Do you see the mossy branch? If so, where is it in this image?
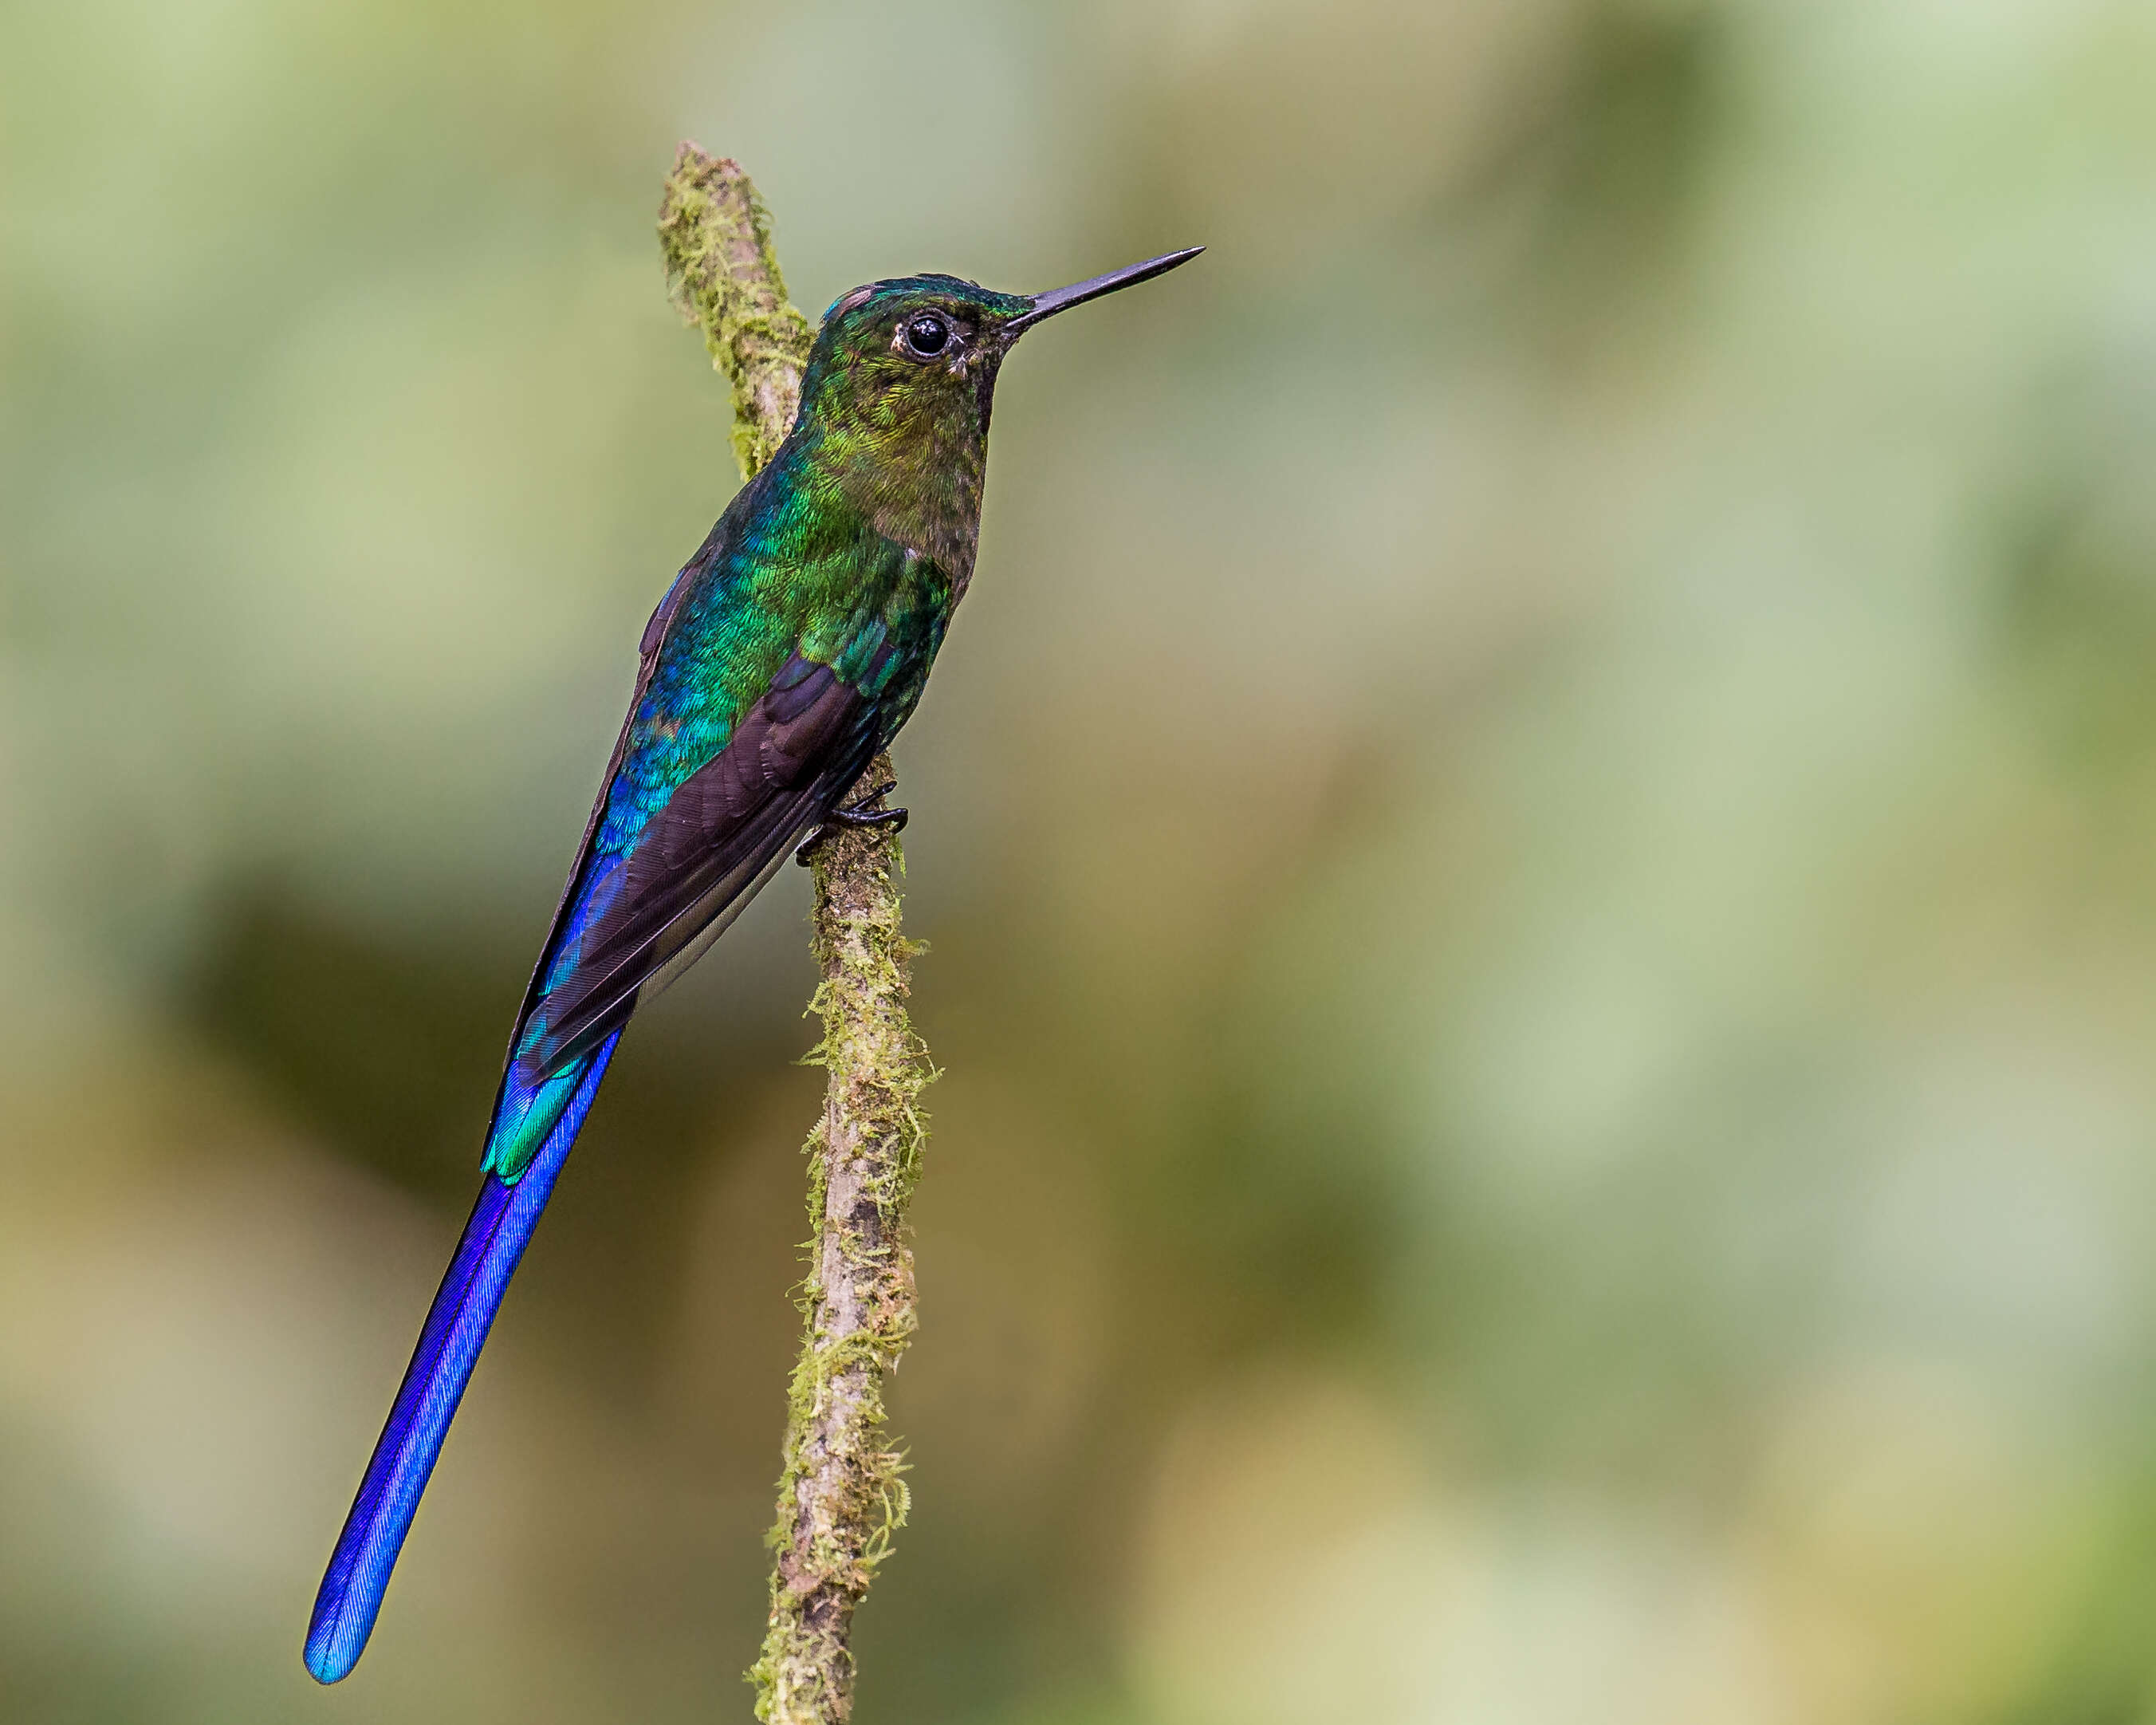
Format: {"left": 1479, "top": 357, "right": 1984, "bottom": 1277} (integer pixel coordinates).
{"left": 658, "top": 144, "right": 817, "bottom": 479}
{"left": 658, "top": 143, "right": 936, "bottom": 1725}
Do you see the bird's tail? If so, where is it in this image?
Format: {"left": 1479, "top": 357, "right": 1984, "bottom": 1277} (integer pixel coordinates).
{"left": 304, "top": 1029, "right": 623, "bottom": 1684}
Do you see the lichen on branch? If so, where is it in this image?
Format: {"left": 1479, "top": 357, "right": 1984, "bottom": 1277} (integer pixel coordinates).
{"left": 752, "top": 777, "right": 933, "bottom": 1722}
{"left": 658, "top": 144, "right": 816, "bottom": 482}
{"left": 655, "top": 143, "right": 936, "bottom": 1725}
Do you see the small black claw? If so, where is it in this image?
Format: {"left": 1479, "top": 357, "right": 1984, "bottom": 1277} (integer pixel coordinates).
{"left": 836, "top": 804, "right": 910, "bottom": 833}
{"left": 794, "top": 794, "right": 910, "bottom": 866}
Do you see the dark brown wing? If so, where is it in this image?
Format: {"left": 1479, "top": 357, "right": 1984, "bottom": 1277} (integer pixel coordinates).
{"left": 518, "top": 652, "right": 882, "bottom": 1079}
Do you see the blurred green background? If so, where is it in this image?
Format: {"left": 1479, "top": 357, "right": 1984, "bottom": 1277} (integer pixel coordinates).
{"left": 8, "top": 0, "right": 2156, "bottom": 1719}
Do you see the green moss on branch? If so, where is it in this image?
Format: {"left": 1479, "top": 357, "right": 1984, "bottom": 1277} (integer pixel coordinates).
{"left": 658, "top": 144, "right": 816, "bottom": 481}
{"left": 751, "top": 769, "right": 933, "bottom": 1722}
{"left": 656, "top": 144, "right": 936, "bottom": 1725}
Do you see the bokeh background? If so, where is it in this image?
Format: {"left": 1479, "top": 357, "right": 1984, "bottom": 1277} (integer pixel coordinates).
{"left": 8, "top": 0, "right": 2156, "bottom": 1719}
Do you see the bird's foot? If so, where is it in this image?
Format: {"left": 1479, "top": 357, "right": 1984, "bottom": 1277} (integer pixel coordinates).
{"left": 794, "top": 785, "right": 908, "bottom": 866}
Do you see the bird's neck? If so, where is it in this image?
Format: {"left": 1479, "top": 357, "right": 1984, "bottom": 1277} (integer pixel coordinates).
{"left": 799, "top": 409, "right": 989, "bottom": 598}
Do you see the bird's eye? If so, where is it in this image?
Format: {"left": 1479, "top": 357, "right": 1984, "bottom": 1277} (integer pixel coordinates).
{"left": 901, "top": 313, "right": 950, "bottom": 358}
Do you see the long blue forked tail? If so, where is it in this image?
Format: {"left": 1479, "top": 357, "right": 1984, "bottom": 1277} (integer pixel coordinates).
{"left": 305, "top": 1030, "right": 622, "bottom": 1684}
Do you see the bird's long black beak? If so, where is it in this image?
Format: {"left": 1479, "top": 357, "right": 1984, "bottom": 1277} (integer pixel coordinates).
{"left": 1004, "top": 246, "right": 1205, "bottom": 333}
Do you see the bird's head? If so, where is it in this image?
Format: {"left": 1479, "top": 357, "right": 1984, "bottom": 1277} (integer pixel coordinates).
{"left": 796, "top": 247, "right": 1203, "bottom": 450}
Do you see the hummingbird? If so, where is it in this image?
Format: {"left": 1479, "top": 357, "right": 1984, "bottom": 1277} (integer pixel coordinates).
{"left": 303, "top": 244, "right": 1202, "bottom": 1684}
